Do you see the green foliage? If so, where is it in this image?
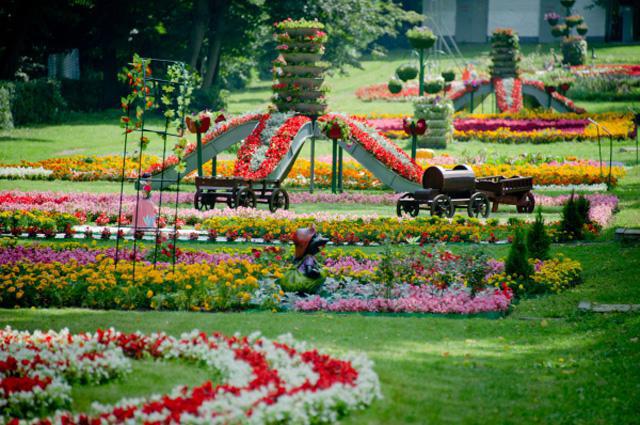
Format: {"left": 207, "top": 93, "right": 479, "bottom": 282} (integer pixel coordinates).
{"left": 396, "top": 64, "right": 418, "bottom": 82}
{"left": 562, "top": 36, "right": 588, "bottom": 66}
{"left": 561, "top": 192, "right": 587, "bottom": 240}
{"left": 569, "top": 76, "right": 640, "bottom": 101}
{"left": 5, "top": 80, "right": 66, "bottom": 126}
{"left": 60, "top": 79, "right": 105, "bottom": 112}
{"left": 388, "top": 78, "right": 403, "bottom": 94}
{"left": 576, "top": 195, "right": 591, "bottom": 224}
{"left": 406, "top": 26, "right": 437, "bottom": 50}
{"left": 423, "top": 78, "right": 444, "bottom": 94}
{"left": 505, "top": 227, "right": 533, "bottom": 281}
{"left": 0, "top": 85, "right": 13, "bottom": 130}
{"left": 266, "top": 1, "right": 422, "bottom": 72}
{"left": 441, "top": 70, "right": 455, "bottom": 83}
{"left": 527, "top": 208, "right": 551, "bottom": 260}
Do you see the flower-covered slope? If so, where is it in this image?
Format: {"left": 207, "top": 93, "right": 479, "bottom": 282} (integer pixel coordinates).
{"left": 0, "top": 327, "right": 380, "bottom": 424}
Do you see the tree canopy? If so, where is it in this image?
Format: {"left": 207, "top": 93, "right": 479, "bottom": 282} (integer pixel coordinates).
{"left": 0, "top": 0, "right": 421, "bottom": 108}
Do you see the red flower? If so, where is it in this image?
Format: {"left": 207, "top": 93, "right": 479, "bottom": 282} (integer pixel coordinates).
{"left": 328, "top": 122, "right": 342, "bottom": 140}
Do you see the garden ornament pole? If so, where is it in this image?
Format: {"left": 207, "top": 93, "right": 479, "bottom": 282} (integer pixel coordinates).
{"left": 310, "top": 115, "right": 317, "bottom": 193}
{"left": 338, "top": 145, "right": 343, "bottom": 193}
{"left": 331, "top": 138, "right": 338, "bottom": 194}
{"left": 418, "top": 48, "right": 424, "bottom": 96}
{"left": 589, "top": 118, "right": 603, "bottom": 178}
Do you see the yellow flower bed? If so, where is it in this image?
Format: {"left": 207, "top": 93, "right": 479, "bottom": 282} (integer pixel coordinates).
{"left": 529, "top": 255, "right": 583, "bottom": 294}
{"left": 0, "top": 257, "right": 282, "bottom": 311}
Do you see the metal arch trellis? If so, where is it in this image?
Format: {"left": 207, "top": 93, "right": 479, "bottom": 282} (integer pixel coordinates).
{"left": 114, "top": 57, "right": 195, "bottom": 283}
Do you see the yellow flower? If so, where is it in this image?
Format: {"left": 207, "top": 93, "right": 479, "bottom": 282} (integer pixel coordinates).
{"left": 146, "top": 290, "right": 154, "bottom": 298}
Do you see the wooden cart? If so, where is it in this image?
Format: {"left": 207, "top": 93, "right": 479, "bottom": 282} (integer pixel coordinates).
{"left": 396, "top": 165, "right": 491, "bottom": 218}
{"left": 475, "top": 175, "right": 535, "bottom": 213}
{"left": 194, "top": 177, "right": 289, "bottom": 213}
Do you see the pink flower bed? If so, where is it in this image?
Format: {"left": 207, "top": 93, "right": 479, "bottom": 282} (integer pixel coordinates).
{"left": 294, "top": 287, "right": 512, "bottom": 314}
{"left": 0, "top": 191, "right": 619, "bottom": 227}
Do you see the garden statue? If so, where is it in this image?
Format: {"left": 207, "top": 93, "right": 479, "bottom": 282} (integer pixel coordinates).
{"left": 280, "top": 226, "right": 329, "bottom": 294}
{"left": 132, "top": 176, "right": 157, "bottom": 229}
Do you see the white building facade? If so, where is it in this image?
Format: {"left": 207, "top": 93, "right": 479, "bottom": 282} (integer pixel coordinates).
{"left": 423, "top": 0, "right": 608, "bottom": 43}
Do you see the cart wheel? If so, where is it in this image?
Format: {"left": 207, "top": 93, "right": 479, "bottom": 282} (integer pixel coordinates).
{"left": 430, "top": 194, "right": 453, "bottom": 218}
{"left": 268, "top": 189, "right": 289, "bottom": 213}
{"left": 227, "top": 195, "right": 236, "bottom": 209}
{"left": 517, "top": 192, "right": 535, "bottom": 214}
{"left": 194, "top": 190, "right": 215, "bottom": 211}
{"left": 396, "top": 200, "right": 420, "bottom": 217}
{"left": 236, "top": 188, "right": 257, "bottom": 209}
{"left": 467, "top": 192, "right": 490, "bottom": 218}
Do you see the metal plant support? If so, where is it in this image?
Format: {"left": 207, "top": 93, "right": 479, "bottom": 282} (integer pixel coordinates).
{"left": 115, "top": 58, "right": 191, "bottom": 284}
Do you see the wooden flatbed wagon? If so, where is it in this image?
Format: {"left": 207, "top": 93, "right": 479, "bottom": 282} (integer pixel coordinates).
{"left": 194, "top": 177, "right": 289, "bottom": 212}
{"left": 475, "top": 175, "right": 535, "bottom": 213}
{"left": 396, "top": 165, "right": 491, "bottom": 218}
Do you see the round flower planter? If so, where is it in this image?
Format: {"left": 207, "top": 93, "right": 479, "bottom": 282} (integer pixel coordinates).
{"left": 282, "top": 64, "right": 326, "bottom": 76}
{"left": 280, "top": 52, "right": 323, "bottom": 63}
{"left": 547, "top": 17, "right": 559, "bottom": 26}
{"left": 562, "top": 37, "right": 588, "bottom": 66}
{"left": 294, "top": 102, "right": 327, "bottom": 114}
{"left": 278, "top": 77, "right": 324, "bottom": 88}
{"left": 285, "top": 27, "right": 325, "bottom": 37}
{"left": 560, "top": 0, "right": 576, "bottom": 8}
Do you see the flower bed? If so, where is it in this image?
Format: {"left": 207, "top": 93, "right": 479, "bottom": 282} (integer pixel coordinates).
{"left": 570, "top": 64, "right": 640, "bottom": 78}
{"left": 364, "top": 112, "right": 634, "bottom": 143}
{"left": 0, "top": 191, "right": 618, "bottom": 231}
{"left": 321, "top": 114, "right": 423, "bottom": 183}
{"left": 0, "top": 327, "right": 380, "bottom": 424}
{"left": 0, "top": 242, "right": 582, "bottom": 317}
{"left": 234, "top": 113, "right": 310, "bottom": 179}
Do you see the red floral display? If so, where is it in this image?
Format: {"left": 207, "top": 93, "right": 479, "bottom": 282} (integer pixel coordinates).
{"left": 321, "top": 114, "right": 422, "bottom": 183}
{"left": 493, "top": 78, "right": 523, "bottom": 113}
{"left": 234, "top": 114, "right": 311, "bottom": 180}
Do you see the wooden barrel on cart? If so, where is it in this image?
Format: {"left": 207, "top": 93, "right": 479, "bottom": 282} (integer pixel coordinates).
{"left": 422, "top": 164, "right": 476, "bottom": 194}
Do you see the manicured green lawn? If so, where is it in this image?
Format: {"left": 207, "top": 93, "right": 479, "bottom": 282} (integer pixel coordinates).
{"left": 2, "top": 241, "right": 638, "bottom": 424}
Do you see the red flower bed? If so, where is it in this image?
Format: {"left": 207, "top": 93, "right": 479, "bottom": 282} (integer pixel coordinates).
{"left": 494, "top": 78, "right": 523, "bottom": 113}
{"left": 234, "top": 114, "right": 311, "bottom": 180}
{"left": 355, "top": 82, "right": 419, "bottom": 101}
{"left": 322, "top": 115, "right": 422, "bottom": 183}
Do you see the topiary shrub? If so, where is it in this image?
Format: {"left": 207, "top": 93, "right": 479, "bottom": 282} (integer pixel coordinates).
{"left": 388, "top": 78, "right": 403, "bottom": 94}
{"left": 441, "top": 70, "right": 455, "bottom": 82}
{"left": 423, "top": 78, "right": 444, "bottom": 94}
{"left": 576, "top": 194, "right": 591, "bottom": 224}
{"left": 396, "top": 64, "right": 418, "bottom": 82}
{"left": 562, "top": 36, "right": 587, "bottom": 66}
{"left": 406, "top": 26, "right": 437, "bottom": 50}
{"left": 506, "top": 227, "right": 533, "bottom": 281}
{"left": 527, "top": 208, "right": 551, "bottom": 260}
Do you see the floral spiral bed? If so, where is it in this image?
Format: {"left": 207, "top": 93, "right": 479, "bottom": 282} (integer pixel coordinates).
{"left": 0, "top": 242, "right": 582, "bottom": 314}
{"left": 0, "top": 327, "right": 380, "bottom": 424}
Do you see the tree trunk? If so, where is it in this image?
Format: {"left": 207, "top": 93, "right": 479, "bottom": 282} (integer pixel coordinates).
{"left": 187, "top": 0, "right": 210, "bottom": 69}
{"left": 202, "top": 0, "right": 228, "bottom": 90}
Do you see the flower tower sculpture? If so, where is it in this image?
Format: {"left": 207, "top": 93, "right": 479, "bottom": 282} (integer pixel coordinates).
{"left": 272, "top": 18, "right": 328, "bottom": 115}
{"left": 490, "top": 28, "right": 523, "bottom": 113}
{"left": 544, "top": 0, "right": 588, "bottom": 65}
{"left": 413, "top": 94, "right": 453, "bottom": 149}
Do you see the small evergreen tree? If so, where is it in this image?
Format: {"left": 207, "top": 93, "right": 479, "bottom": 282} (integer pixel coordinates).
{"left": 576, "top": 195, "right": 591, "bottom": 224}
{"left": 527, "top": 208, "right": 551, "bottom": 260}
{"left": 561, "top": 192, "right": 584, "bottom": 240}
{"left": 506, "top": 227, "right": 533, "bottom": 281}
